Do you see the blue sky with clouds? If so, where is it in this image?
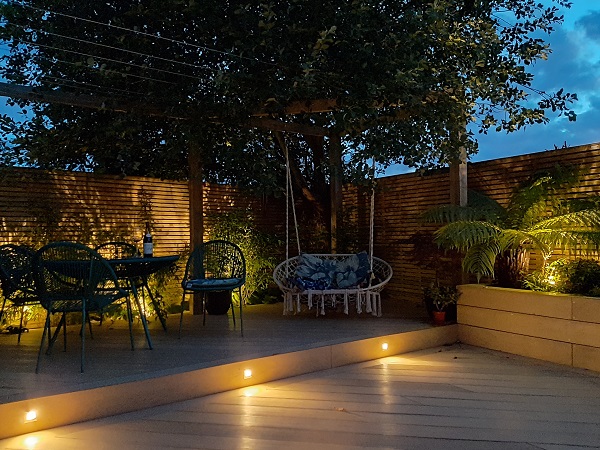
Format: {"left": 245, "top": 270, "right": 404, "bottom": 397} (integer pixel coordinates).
{"left": 470, "top": 1, "right": 600, "bottom": 163}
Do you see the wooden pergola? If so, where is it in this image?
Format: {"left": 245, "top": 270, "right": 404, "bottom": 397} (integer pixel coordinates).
{"left": 0, "top": 81, "right": 467, "bottom": 254}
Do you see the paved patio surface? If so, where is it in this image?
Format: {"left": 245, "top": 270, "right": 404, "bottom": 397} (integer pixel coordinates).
{"left": 2, "top": 343, "right": 600, "bottom": 449}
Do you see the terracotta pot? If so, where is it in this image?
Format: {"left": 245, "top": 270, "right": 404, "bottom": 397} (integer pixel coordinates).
{"left": 432, "top": 310, "right": 446, "bottom": 325}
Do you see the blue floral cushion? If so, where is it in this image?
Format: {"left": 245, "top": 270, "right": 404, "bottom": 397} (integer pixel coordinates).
{"left": 292, "top": 252, "right": 371, "bottom": 290}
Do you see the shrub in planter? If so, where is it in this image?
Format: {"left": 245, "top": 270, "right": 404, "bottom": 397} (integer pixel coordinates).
{"left": 208, "top": 209, "right": 281, "bottom": 304}
{"left": 423, "top": 282, "right": 459, "bottom": 323}
{"left": 559, "top": 259, "right": 600, "bottom": 297}
{"left": 525, "top": 258, "right": 600, "bottom": 297}
{"left": 424, "top": 165, "right": 600, "bottom": 288}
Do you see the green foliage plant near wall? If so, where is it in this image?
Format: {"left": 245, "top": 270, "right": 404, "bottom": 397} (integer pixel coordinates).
{"left": 207, "top": 209, "right": 282, "bottom": 305}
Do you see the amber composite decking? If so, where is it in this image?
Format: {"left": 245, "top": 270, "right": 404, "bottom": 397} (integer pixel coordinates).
{"left": 2, "top": 344, "right": 600, "bottom": 449}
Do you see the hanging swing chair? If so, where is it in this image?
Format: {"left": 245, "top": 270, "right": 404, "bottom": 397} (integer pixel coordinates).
{"left": 272, "top": 134, "right": 392, "bottom": 317}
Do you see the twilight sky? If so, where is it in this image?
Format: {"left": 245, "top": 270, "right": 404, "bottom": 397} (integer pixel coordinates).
{"left": 469, "top": 1, "right": 600, "bottom": 163}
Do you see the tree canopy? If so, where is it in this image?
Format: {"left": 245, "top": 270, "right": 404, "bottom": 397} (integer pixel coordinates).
{"left": 0, "top": 0, "right": 576, "bottom": 195}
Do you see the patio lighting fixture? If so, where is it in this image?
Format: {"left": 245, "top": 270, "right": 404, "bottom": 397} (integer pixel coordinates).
{"left": 25, "top": 410, "right": 37, "bottom": 422}
{"left": 243, "top": 369, "right": 252, "bottom": 379}
{"left": 381, "top": 342, "right": 389, "bottom": 351}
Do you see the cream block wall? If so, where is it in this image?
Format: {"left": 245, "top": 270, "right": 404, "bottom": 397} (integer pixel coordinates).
{"left": 458, "top": 284, "right": 600, "bottom": 373}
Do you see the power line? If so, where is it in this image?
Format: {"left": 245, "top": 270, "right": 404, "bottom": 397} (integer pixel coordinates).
{"left": 31, "top": 52, "right": 178, "bottom": 89}
{"left": 6, "top": 21, "right": 217, "bottom": 74}
{"left": 0, "top": 35, "right": 212, "bottom": 96}
{"left": 7, "top": 0, "right": 282, "bottom": 69}
{"left": 42, "top": 76, "right": 147, "bottom": 98}
{"left": 0, "top": 43, "right": 179, "bottom": 101}
{"left": 28, "top": 39, "right": 212, "bottom": 82}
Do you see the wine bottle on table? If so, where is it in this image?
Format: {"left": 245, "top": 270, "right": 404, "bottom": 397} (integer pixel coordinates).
{"left": 143, "top": 222, "right": 153, "bottom": 258}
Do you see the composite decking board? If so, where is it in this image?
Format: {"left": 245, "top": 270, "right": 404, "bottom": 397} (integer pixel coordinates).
{"left": 39, "top": 401, "right": 600, "bottom": 448}
{"left": 315, "top": 372, "right": 600, "bottom": 392}
{"left": 149, "top": 406, "right": 600, "bottom": 437}
{"left": 3, "top": 345, "right": 600, "bottom": 449}
{"left": 206, "top": 395, "right": 600, "bottom": 425}
{"left": 270, "top": 381, "right": 600, "bottom": 405}
{"left": 8, "top": 428, "right": 534, "bottom": 450}
{"left": 56, "top": 415, "right": 600, "bottom": 448}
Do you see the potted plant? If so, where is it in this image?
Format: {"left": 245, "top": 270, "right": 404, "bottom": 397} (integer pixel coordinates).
{"left": 423, "top": 282, "right": 459, "bottom": 325}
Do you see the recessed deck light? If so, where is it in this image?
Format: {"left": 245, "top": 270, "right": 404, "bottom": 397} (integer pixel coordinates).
{"left": 243, "top": 369, "right": 252, "bottom": 379}
{"left": 25, "top": 410, "right": 37, "bottom": 422}
{"left": 381, "top": 342, "right": 389, "bottom": 351}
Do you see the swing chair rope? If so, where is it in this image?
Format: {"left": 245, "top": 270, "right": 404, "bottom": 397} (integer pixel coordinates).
{"left": 368, "top": 159, "right": 376, "bottom": 287}
{"left": 278, "top": 131, "right": 378, "bottom": 276}
{"left": 275, "top": 132, "right": 301, "bottom": 259}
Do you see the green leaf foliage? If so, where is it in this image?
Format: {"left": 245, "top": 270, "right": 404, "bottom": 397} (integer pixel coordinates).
{"left": 425, "top": 164, "right": 600, "bottom": 285}
{"left": 0, "top": 0, "right": 577, "bottom": 199}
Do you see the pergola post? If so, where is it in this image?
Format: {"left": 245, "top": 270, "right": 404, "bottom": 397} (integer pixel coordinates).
{"left": 329, "top": 132, "right": 343, "bottom": 253}
{"left": 187, "top": 142, "right": 204, "bottom": 314}
{"left": 449, "top": 146, "right": 467, "bottom": 207}
{"left": 450, "top": 145, "right": 469, "bottom": 284}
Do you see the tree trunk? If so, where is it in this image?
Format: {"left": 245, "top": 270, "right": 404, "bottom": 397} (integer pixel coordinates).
{"left": 495, "top": 247, "right": 530, "bottom": 288}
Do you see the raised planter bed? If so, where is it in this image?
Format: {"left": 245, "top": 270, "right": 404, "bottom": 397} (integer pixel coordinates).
{"left": 458, "top": 284, "right": 600, "bottom": 373}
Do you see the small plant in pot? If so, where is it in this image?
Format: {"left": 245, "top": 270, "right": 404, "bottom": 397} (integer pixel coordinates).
{"left": 423, "top": 282, "right": 459, "bottom": 325}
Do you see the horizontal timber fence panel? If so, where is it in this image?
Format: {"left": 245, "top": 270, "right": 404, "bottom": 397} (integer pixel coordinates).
{"left": 345, "top": 142, "right": 600, "bottom": 309}
{"left": 0, "top": 168, "right": 286, "bottom": 309}
{"left": 1, "top": 142, "right": 599, "bottom": 313}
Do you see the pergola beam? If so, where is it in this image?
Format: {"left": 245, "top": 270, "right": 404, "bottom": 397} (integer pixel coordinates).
{"left": 0, "top": 81, "right": 331, "bottom": 137}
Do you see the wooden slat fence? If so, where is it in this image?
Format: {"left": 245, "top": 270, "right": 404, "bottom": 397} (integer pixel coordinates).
{"left": 1, "top": 142, "right": 599, "bottom": 311}
{"left": 0, "top": 168, "right": 286, "bottom": 308}
{"left": 344, "top": 142, "right": 600, "bottom": 308}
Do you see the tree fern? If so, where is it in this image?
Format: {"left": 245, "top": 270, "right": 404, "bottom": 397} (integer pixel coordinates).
{"left": 424, "top": 164, "right": 600, "bottom": 287}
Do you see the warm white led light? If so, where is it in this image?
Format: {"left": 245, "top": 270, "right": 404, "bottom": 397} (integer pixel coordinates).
{"left": 243, "top": 369, "right": 252, "bottom": 379}
{"left": 25, "top": 410, "right": 37, "bottom": 422}
{"left": 381, "top": 342, "right": 389, "bottom": 350}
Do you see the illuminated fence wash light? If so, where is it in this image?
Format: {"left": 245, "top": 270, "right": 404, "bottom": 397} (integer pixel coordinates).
{"left": 25, "top": 410, "right": 37, "bottom": 422}
{"left": 243, "top": 369, "right": 252, "bottom": 379}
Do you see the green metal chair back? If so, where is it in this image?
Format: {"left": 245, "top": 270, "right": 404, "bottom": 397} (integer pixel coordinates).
{"left": 179, "top": 240, "right": 246, "bottom": 337}
{"left": 34, "top": 242, "right": 130, "bottom": 372}
{"left": 183, "top": 240, "right": 246, "bottom": 284}
{"left": 35, "top": 242, "right": 127, "bottom": 312}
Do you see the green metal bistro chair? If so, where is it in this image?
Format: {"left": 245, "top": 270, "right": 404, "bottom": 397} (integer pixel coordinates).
{"left": 179, "top": 240, "right": 246, "bottom": 337}
{"left": 34, "top": 242, "right": 132, "bottom": 373}
{"left": 0, "top": 244, "right": 38, "bottom": 343}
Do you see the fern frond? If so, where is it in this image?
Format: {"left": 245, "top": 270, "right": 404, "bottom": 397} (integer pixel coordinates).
{"left": 462, "top": 242, "right": 500, "bottom": 281}
{"left": 497, "top": 229, "right": 550, "bottom": 255}
{"left": 530, "top": 210, "right": 600, "bottom": 231}
{"left": 422, "top": 190, "right": 506, "bottom": 224}
{"left": 422, "top": 205, "right": 479, "bottom": 224}
{"left": 434, "top": 221, "right": 501, "bottom": 252}
{"left": 531, "top": 229, "right": 600, "bottom": 252}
